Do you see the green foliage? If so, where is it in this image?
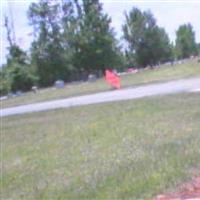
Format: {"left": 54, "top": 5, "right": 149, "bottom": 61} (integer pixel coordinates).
{"left": 7, "top": 63, "right": 38, "bottom": 92}
{"left": 3, "top": 2, "right": 199, "bottom": 92}
{"left": 72, "top": 0, "right": 122, "bottom": 72}
{"left": 28, "top": 0, "right": 74, "bottom": 86}
{"left": 28, "top": 0, "right": 123, "bottom": 87}
{"left": 175, "top": 23, "right": 198, "bottom": 59}
{"left": 123, "top": 8, "right": 173, "bottom": 67}
{"left": 6, "top": 45, "right": 27, "bottom": 65}
{"left": 2, "top": 45, "right": 38, "bottom": 93}
{"left": 3, "top": 16, "right": 39, "bottom": 94}
{"left": 0, "top": 67, "right": 11, "bottom": 95}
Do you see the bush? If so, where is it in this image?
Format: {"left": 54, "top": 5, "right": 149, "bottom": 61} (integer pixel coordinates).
{"left": 9, "top": 63, "right": 38, "bottom": 92}
{"left": 0, "top": 67, "right": 11, "bottom": 96}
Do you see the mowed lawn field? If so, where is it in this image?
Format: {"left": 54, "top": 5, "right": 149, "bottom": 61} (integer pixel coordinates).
{"left": 2, "top": 92, "right": 200, "bottom": 199}
{"left": 2, "top": 59, "right": 200, "bottom": 109}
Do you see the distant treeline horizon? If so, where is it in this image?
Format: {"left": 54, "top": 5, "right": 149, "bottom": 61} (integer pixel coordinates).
{"left": 1, "top": 0, "right": 199, "bottom": 95}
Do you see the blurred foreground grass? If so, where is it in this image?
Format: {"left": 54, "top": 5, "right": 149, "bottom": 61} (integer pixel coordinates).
{"left": 2, "top": 92, "right": 200, "bottom": 199}
{"left": 1, "top": 59, "right": 200, "bottom": 109}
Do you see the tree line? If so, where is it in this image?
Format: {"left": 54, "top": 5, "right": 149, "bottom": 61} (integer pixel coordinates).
{"left": 1, "top": 0, "right": 199, "bottom": 95}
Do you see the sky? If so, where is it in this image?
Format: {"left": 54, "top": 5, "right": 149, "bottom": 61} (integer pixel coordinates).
{"left": 1, "top": 0, "right": 200, "bottom": 66}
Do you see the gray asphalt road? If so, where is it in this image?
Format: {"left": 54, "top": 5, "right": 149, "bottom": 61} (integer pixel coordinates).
{"left": 1, "top": 77, "right": 200, "bottom": 117}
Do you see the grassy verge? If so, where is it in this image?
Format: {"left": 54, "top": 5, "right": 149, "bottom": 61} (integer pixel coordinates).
{"left": 1, "top": 59, "right": 200, "bottom": 109}
{"left": 2, "top": 92, "right": 200, "bottom": 199}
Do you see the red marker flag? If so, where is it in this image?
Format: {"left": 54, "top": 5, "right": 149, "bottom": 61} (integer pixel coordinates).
{"left": 105, "top": 69, "right": 121, "bottom": 89}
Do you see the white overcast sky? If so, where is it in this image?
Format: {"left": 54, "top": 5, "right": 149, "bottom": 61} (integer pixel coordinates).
{"left": 1, "top": 0, "right": 200, "bottom": 65}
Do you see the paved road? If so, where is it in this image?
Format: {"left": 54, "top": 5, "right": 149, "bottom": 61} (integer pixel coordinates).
{"left": 1, "top": 77, "right": 200, "bottom": 117}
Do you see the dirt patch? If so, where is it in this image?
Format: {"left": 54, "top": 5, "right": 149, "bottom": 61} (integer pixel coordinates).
{"left": 155, "top": 177, "right": 200, "bottom": 200}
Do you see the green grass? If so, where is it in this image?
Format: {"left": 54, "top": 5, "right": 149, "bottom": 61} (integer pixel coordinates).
{"left": 1, "top": 92, "right": 200, "bottom": 199}
{"left": 1, "top": 59, "right": 200, "bottom": 109}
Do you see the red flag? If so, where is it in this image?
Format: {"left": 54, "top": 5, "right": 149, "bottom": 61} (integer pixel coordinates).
{"left": 105, "top": 69, "right": 121, "bottom": 89}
